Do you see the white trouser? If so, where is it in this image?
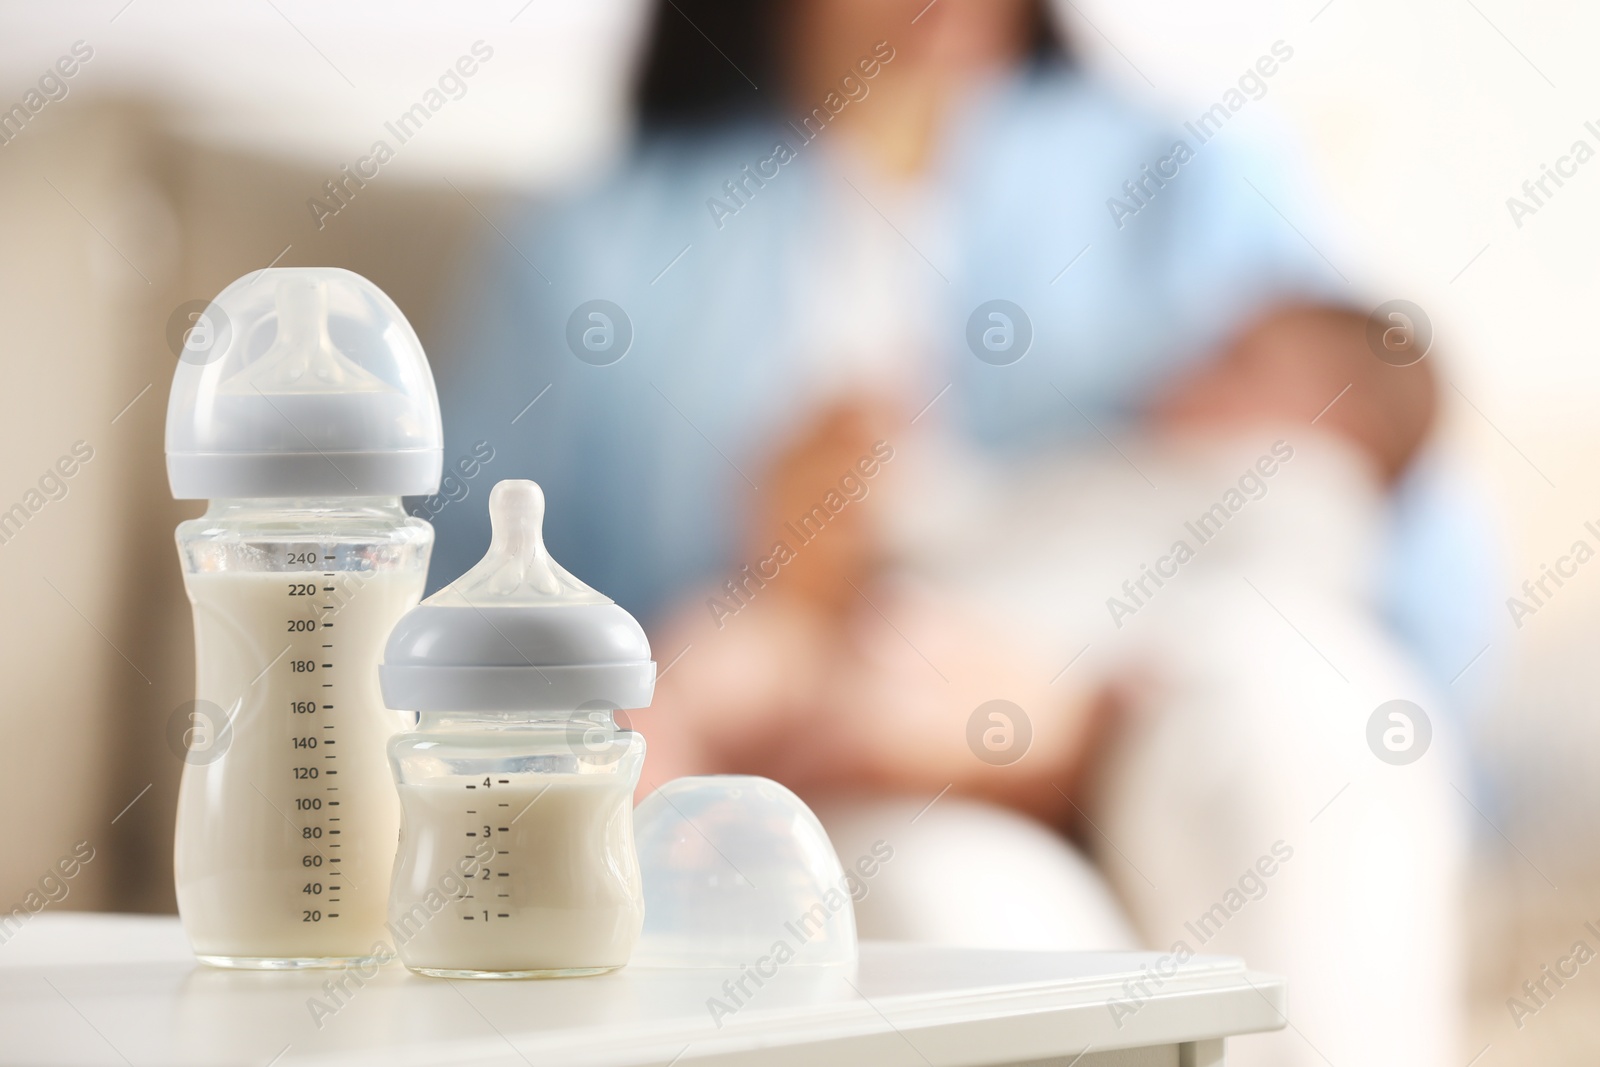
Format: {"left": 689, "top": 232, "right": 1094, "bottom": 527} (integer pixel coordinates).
{"left": 814, "top": 794, "right": 1140, "bottom": 953}
{"left": 830, "top": 431, "right": 1468, "bottom": 1067}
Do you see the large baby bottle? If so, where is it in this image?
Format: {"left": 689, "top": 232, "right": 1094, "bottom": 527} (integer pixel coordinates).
{"left": 166, "top": 267, "right": 443, "bottom": 968}
{"left": 379, "top": 480, "right": 655, "bottom": 979}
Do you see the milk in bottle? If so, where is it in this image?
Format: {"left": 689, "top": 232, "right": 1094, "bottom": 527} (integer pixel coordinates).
{"left": 381, "top": 480, "right": 655, "bottom": 978}
{"left": 166, "top": 268, "right": 443, "bottom": 968}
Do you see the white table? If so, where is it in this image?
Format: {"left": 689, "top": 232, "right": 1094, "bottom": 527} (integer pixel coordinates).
{"left": 0, "top": 915, "right": 1284, "bottom": 1066}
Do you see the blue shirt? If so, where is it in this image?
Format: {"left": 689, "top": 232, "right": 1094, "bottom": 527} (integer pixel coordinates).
{"left": 423, "top": 66, "right": 1496, "bottom": 698}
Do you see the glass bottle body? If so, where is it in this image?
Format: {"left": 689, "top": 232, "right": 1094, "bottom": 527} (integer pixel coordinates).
{"left": 387, "top": 712, "right": 646, "bottom": 979}
{"left": 173, "top": 497, "right": 431, "bottom": 969}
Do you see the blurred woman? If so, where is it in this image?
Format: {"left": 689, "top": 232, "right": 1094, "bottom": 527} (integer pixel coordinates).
{"left": 431, "top": 2, "right": 1475, "bottom": 1063}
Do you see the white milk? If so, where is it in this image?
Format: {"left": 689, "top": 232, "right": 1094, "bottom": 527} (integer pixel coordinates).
{"left": 175, "top": 568, "right": 422, "bottom": 964}
{"left": 390, "top": 774, "right": 644, "bottom": 976}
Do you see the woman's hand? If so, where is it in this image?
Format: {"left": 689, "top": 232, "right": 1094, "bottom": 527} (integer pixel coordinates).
{"left": 633, "top": 589, "right": 837, "bottom": 798}
{"left": 635, "top": 397, "right": 900, "bottom": 797}
{"left": 744, "top": 398, "right": 900, "bottom": 619}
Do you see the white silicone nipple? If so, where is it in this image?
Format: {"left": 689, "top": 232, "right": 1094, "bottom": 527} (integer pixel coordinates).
{"left": 431, "top": 480, "right": 611, "bottom": 607}
{"left": 223, "top": 275, "right": 389, "bottom": 395}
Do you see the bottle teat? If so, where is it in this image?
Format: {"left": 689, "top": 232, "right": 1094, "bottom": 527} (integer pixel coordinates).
{"left": 380, "top": 478, "right": 655, "bottom": 713}
{"left": 165, "top": 266, "right": 443, "bottom": 499}
{"left": 430, "top": 480, "right": 611, "bottom": 607}
{"left": 223, "top": 276, "right": 388, "bottom": 396}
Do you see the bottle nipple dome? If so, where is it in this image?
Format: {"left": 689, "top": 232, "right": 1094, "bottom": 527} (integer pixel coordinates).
{"left": 221, "top": 274, "right": 391, "bottom": 397}
{"left": 380, "top": 480, "right": 655, "bottom": 713}
{"left": 432, "top": 480, "right": 611, "bottom": 608}
{"left": 165, "top": 267, "right": 443, "bottom": 500}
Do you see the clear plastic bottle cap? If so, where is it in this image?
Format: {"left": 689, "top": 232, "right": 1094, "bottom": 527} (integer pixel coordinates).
{"left": 632, "top": 776, "right": 859, "bottom": 968}
{"left": 166, "top": 267, "right": 443, "bottom": 499}
{"left": 380, "top": 480, "right": 656, "bottom": 712}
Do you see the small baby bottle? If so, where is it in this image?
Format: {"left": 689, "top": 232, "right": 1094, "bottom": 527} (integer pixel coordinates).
{"left": 166, "top": 268, "right": 442, "bottom": 968}
{"left": 379, "top": 480, "right": 655, "bottom": 978}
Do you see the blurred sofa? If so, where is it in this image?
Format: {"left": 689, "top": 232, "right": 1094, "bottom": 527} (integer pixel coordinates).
{"left": 0, "top": 99, "right": 496, "bottom": 914}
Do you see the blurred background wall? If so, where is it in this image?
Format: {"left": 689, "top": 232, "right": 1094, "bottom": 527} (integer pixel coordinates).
{"left": 0, "top": 0, "right": 1596, "bottom": 1060}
